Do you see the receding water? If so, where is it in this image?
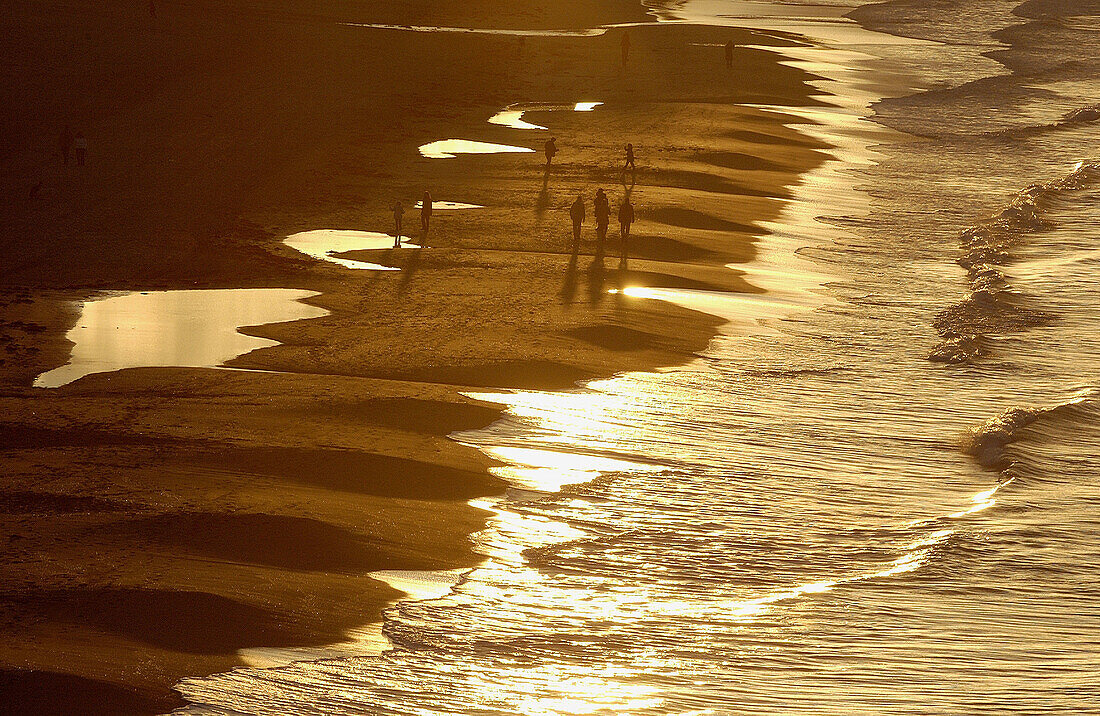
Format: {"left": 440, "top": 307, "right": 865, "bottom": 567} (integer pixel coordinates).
{"left": 35, "top": 289, "right": 327, "bottom": 388}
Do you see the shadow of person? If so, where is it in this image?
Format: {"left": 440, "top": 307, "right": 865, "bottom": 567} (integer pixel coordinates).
{"left": 560, "top": 252, "right": 579, "bottom": 305}
{"left": 397, "top": 246, "right": 422, "bottom": 295}
{"left": 536, "top": 165, "right": 551, "bottom": 219}
{"left": 586, "top": 255, "right": 607, "bottom": 305}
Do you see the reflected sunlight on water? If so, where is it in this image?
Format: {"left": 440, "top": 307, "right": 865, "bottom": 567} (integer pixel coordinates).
{"left": 35, "top": 289, "right": 326, "bottom": 388}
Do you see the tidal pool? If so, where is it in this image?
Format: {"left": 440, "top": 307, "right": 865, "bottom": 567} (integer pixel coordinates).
{"left": 34, "top": 289, "right": 327, "bottom": 388}
{"left": 285, "top": 229, "right": 418, "bottom": 270}
{"left": 418, "top": 139, "right": 535, "bottom": 159}
{"left": 488, "top": 102, "right": 603, "bottom": 130}
{"left": 415, "top": 200, "right": 483, "bottom": 210}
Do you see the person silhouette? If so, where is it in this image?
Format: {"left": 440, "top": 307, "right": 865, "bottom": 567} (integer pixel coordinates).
{"left": 621, "top": 31, "right": 631, "bottom": 65}
{"left": 725, "top": 41, "right": 734, "bottom": 69}
{"left": 74, "top": 132, "right": 87, "bottom": 166}
{"left": 569, "top": 194, "right": 585, "bottom": 254}
{"left": 618, "top": 198, "right": 634, "bottom": 264}
{"left": 392, "top": 200, "right": 404, "bottom": 248}
{"left": 420, "top": 191, "right": 433, "bottom": 245}
{"left": 544, "top": 137, "right": 558, "bottom": 167}
{"left": 623, "top": 143, "right": 636, "bottom": 176}
{"left": 59, "top": 125, "right": 74, "bottom": 165}
{"left": 594, "top": 188, "right": 610, "bottom": 258}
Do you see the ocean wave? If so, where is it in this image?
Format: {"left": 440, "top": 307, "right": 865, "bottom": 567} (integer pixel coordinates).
{"left": 929, "top": 160, "right": 1099, "bottom": 363}
{"left": 984, "top": 101, "right": 1100, "bottom": 141}
{"left": 966, "top": 389, "right": 1098, "bottom": 469}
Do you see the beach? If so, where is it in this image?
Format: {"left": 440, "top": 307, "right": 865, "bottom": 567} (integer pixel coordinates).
{"left": 6, "top": 0, "right": 1099, "bottom": 712}
{"left": 0, "top": 0, "right": 829, "bottom": 712}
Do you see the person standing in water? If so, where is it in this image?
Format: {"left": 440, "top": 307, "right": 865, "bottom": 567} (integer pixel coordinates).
{"left": 725, "top": 41, "right": 734, "bottom": 69}
{"left": 544, "top": 137, "right": 558, "bottom": 167}
{"left": 59, "top": 125, "right": 74, "bottom": 165}
{"left": 420, "top": 191, "right": 433, "bottom": 245}
{"left": 618, "top": 198, "right": 634, "bottom": 264}
{"left": 569, "top": 194, "right": 585, "bottom": 254}
{"left": 621, "top": 31, "right": 631, "bottom": 65}
{"left": 392, "top": 200, "right": 404, "bottom": 248}
{"left": 623, "top": 143, "right": 636, "bottom": 176}
{"left": 594, "top": 188, "right": 610, "bottom": 257}
{"left": 74, "top": 132, "right": 88, "bottom": 166}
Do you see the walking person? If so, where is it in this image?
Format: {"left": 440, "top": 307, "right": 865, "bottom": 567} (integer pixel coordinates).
{"left": 569, "top": 194, "right": 585, "bottom": 254}
{"left": 622, "top": 143, "right": 636, "bottom": 177}
{"left": 544, "top": 137, "right": 558, "bottom": 167}
{"left": 725, "top": 40, "right": 734, "bottom": 69}
{"left": 621, "top": 31, "right": 631, "bottom": 65}
{"left": 391, "top": 200, "right": 404, "bottom": 248}
{"left": 618, "top": 198, "right": 634, "bottom": 264}
{"left": 594, "top": 188, "right": 610, "bottom": 257}
{"left": 74, "top": 132, "right": 88, "bottom": 166}
{"left": 420, "top": 191, "right": 433, "bottom": 245}
{"left": 60, "top": 125, "right": 74, "bottom": 165}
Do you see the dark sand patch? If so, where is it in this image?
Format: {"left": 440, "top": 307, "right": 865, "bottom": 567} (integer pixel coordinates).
{"left": 620, "top": 234, "right": 727, "bottom": 263}
{"left": 726, "top": 128, "right": 831, "bottom": 148}
{"left": 0, "top": 424, "right": 163, "bottom": 450}
{"left": 0, "top": 669, "right": 186, "bottom": 716}
{"left": 0, "top": 491, "right": 123, "bottom": 515}
{"left": 696, "top": 151, "right": 791, "bottom": 172}
{"left": 97, "top": 512, "right": 402, "bottom": 574}
{"left": 644, "top": 168, "right": 787, "bottom": 197}
{"left": 1, "top": 588, "right": 326, "bottom": 655}
{"left": 642, "top": 207, "right": 759, "bottom": 234}
{"left": 565, "top": 325, "right": 659, "bottom": 352}
{"left": 377, "top": 360, "right": 595, "bottom": 391}
{"left": 184, "top": 447, "right": 503, "bottom": 500}
{"left": 301, "top": 397, "right": 502, "bottom": 435}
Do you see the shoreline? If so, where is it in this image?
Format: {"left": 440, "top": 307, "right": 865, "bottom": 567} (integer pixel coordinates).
{"left": 176, "top": 6, "right": 935, "bottom": 711}
{"left": 0, "top": 1, "right": 873, "bottom": 712}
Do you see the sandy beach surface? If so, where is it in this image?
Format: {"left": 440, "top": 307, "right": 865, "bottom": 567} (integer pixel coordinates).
{"left": 1, "top": 0, "right": 830, "bottom": 712}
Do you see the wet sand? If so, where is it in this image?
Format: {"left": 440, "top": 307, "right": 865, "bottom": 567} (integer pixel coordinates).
{"left": 0, "top": 0, "right": 830, "bottom": 711}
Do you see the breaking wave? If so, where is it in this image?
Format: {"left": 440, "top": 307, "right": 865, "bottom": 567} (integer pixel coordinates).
{"left": 930, "top": 160, "right": 1099, "bottom": 363}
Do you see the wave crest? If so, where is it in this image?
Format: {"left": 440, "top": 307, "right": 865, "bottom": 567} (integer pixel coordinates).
{"left": 929, "top": 161, "right": 1098, "bottom": 363}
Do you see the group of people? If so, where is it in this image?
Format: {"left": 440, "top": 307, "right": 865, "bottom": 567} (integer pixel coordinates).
{"left": 59, "top": 125, "right": 88, "bottom": 166}
{"left": 388, "top": 141, "right": 640, "bottom": 261}
{"left": 570, "top": 188, "right": 634, "bottom": 263}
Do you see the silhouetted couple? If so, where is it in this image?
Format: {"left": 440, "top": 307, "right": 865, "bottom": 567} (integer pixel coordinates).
{"left": 392, "top": 191, "right": 434, "bottom": 247}
{"left": 60, "top": 125, "right": 87, "bottom": 166}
